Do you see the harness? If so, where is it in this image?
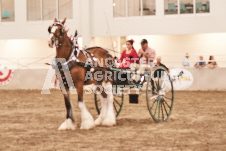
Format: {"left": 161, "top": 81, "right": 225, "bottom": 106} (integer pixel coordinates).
{"left": 49, "top": 23, "right": 114, "bottom": 85}
{"left": 48, "top": 22, "right": 99, "bottom": 70}
{"left": 50, "top": 40, "right": 98, "bottom": 73}
{"left": 62, "top": 38, "right": 98, "bottom": 71}
{"left": 63, "top": 49, "right": 97, "bottom": 71}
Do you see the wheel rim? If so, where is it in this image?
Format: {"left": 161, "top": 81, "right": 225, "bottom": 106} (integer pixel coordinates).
{"left": 146, "top": 67, "right": 174, "bottom": 122}
{"left": 95, "top": 87, "right": 124, "bottom": 117}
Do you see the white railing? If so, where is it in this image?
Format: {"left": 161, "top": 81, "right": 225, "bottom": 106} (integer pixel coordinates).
{"left": 160, "top": 54, "right": 226, "bottom": 68}
{"left": 0, "top": 54, "right": 226, "bottom": 69}
{"left": 0, "top": 54, "right": 55, "bottom": 69}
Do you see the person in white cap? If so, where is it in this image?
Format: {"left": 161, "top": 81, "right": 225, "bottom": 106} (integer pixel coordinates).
{"left": 183, "top": 52, "right": 190, "bottom": 67}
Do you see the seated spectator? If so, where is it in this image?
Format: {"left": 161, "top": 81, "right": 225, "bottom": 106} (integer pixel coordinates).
{"left": 118, "top": 39, "right": 139, "bottom": 68}
{"left": 155, "top": 56, "right": 169, "bottom": 72}
{"left": 183, "top": 52, "right": 190, "bottom": 67}
{"left": 194, "top": 56, "right": 206, "bottom": 68}
{"left": 153, "top": 56, "right": 169, "bottom": 78}
{"left": 207, "top": 55, "right": 218, "bottom": 68}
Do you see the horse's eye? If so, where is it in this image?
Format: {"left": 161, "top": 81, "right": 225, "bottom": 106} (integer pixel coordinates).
{"left": 48, "top": 26, "right": 51, "bottom": 33}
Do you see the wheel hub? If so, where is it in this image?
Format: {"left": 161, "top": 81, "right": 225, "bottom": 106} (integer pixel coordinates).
{"left": 158, "top": 89, "right": 165, "bottom": 96}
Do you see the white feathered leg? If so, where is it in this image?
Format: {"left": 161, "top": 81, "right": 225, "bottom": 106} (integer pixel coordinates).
{"left": 58, "top": 118, "right": 76, "bottom": 130}
{"left": 78, "top": 102, "right": 95, "bottom": 130}
{"left": 102, "top": 82, "right": 116, "bottom": 126}
{"left": 58, "top": 93, "right": 76, "bottom": 130}
{"left": 94, "top": 94, "right": 108, "bottom": 126}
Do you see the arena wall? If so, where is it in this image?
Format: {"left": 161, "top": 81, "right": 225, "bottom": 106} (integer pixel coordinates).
{"left": 93, "top": 33, "right": 226, "bottom": 67}
{"left": 1, "top": 0, "right": 226, "bottom": 46}
{"left": 1, "top": 68, "right": 225, "bottom": 91}
{"left": 91, "top": 0, "right": 226, "bottom": 37}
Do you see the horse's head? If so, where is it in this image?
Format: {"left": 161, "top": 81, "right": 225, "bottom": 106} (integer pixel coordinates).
{"left": 48, "top": 18, "right": 66, "bottom": 48}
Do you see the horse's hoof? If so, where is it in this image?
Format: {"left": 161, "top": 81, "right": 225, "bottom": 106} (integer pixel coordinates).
{"left": 94, "top": 117, "right": 104, "bottom": 126}
{"left": 80, "top": 118, "right": 95, "bottom": 130}
{"left": 102, "top": 116, "right": 116, "bottom": 126}
{"left": 58, "top": 119, "right": 76, "bottom": 130}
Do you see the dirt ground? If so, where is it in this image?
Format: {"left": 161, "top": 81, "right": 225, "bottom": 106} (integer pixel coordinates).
{"left": 0, "top": 90, "right": 226, "bottom": 151}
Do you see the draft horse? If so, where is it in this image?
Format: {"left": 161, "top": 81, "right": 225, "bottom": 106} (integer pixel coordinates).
{"left": 48, "top": 18, "right": 116, "bottom": 130}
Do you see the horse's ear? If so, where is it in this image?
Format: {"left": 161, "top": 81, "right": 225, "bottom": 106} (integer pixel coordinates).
{"left": 74, "top": 30, "right": 78, "bottom": 37}
{"left": 54, "top": 18, "right": 57, "bottom": 22}
{"left": 48, "top": 26, "right": 51, "bottom": 33}
{"left": 62, "top": 18, "right": 66, "bottom": 25}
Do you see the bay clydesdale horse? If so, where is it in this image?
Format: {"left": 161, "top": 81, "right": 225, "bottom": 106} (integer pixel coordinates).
{"left": 48, "top": 18, "right": 116, "bottom": 130}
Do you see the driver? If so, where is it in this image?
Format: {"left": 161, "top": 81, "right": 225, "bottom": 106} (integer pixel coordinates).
{"left": 129, "top": 39, "right": 156, "bottom": 85}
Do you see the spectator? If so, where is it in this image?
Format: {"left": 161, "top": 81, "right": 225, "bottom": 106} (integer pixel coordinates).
{"left": 183, "top": 52, "right": 190, "bottom": 67}
{"left": 207, "top": 55, "right": 218, "bottom": 68}
{"left": 194, "top": 56, "right": 206, "bottom": 68}
{"left": 118, "top": 39, "right": 139, "bottom": 68}
{"left": 155, "top": 56, "right": 169, "bottom": 73}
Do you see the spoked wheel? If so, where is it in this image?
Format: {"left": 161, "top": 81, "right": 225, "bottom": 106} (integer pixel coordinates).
{"left": 146, "top": 67, "right": 174, "bottom": 122}
{"left": 94, "top": 86, "right": 124, "bottom": 117}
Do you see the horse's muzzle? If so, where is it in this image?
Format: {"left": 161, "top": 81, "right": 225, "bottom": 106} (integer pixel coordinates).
{"left": 48, "top": 39, "right": 54, "bottom": 48}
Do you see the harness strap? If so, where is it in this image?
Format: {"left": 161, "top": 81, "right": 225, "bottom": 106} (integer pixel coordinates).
{"left": 63, "top": 49, "right": 100, "bottom": 71}
{"left": 81, "top": 49, "right": 93, "bottom": 69}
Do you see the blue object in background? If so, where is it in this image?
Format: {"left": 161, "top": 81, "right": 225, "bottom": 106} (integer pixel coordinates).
{"left": 2, "top": 10, "right": 11, "bottom": 19}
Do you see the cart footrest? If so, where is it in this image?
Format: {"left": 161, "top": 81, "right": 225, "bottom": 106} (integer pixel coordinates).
{"left": 129, "top": 94, "right": 139, "bottom": 104}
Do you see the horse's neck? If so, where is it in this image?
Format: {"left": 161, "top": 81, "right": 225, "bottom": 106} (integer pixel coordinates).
{"left": 60, "top": 34, "right": 71, "bottom": 46}
{"left": 56, "top": 34, "right": 72, "bottom": 59}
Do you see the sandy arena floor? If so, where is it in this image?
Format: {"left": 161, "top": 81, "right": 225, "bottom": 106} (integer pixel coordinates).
{"left": 0, "top": 90, "right": 226, "bottom": 150}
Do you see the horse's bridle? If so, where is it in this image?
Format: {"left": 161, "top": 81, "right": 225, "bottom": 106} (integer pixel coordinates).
{"left": 48, "top": 22, "right": 65, "bottom": 37}
{"left": 48, "top": 22, "right": 67, "bottom": 47}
